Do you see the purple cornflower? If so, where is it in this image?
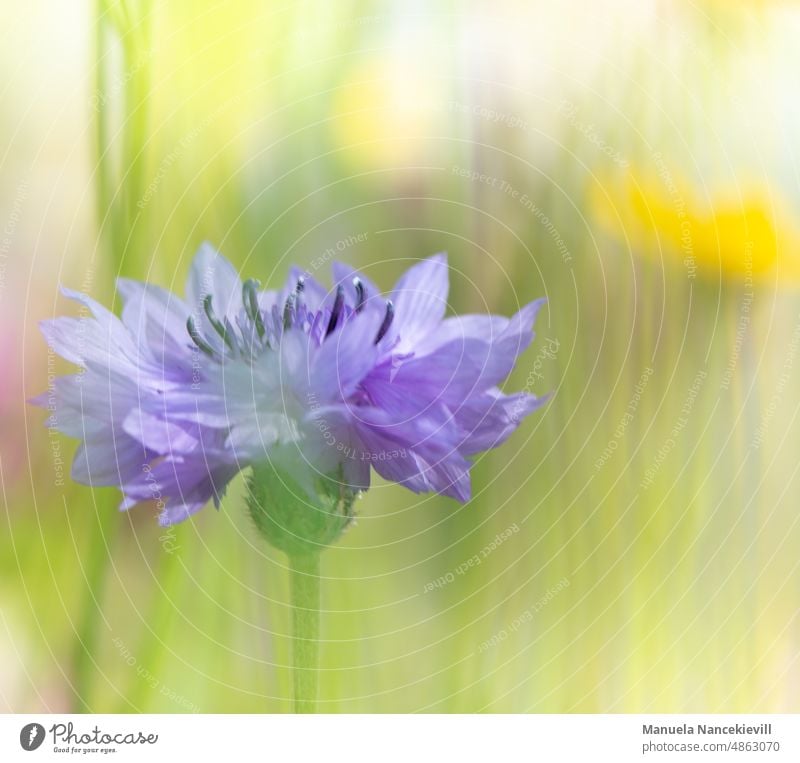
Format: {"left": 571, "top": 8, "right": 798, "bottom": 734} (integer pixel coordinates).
{"left": 34, "top": 244, "right": 548, "bottom": 526}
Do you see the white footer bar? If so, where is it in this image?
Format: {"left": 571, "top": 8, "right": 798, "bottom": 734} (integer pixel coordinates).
{"left": 1, "top": 714, "right": 797, "bottom": 762}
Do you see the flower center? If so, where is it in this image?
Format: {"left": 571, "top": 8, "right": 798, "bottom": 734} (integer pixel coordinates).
{"left": 186, "top": 275, "right": 395, "bottom": 362}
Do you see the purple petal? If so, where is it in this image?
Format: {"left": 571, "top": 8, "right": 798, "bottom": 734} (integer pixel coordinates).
{"left": 184, "top": 242, "right": 243, "bottom": 320}
{"left": 40, "top": 314, "right": 136, "bottom": 371}
{"left": 390, "top": 253, "right": 449, "bottom": 349}
{"left": 116, "top": 278, "right": 192, "bottom": 358}
{"left": 413, "top": 314, "right": 509, "bottom": 357}
{"left": 490, "top": 298, "right": 547, "bottom": 369}
{"left": 352, "top": 400, "right": 463, "bottom": 463}
{"left": 455, "top": 389, "right": 550, "bottom": 455}
{"left": 122, "top": 456, "right": 239, "bottom": 526}
{"left": 309, "top": 310, "right": 381, "bottom": 403}
{"left": 366, "top": 447, "right": 431, "bottom": 494}
{"left": 122, "top": 409, "right": 199, "bottom": 454}
{"left": 41, "top": 364, "right": 159, "bottom": 445}
{"left": 412, "top": 297, "right": 547, "bottom": 392}
{"left": 364, "top": 338, "right": 490, "bottom": 407}
{"left": 355, "top": 419, "right": 471, "bottom": 502}
{"left": 39, "top": 285, "right": 170, "bottom": 378}
{"left": 72, "top": 432, "right": 150, "bottom": 486}
{"left": 299, "top": 403, "right": 371, "bottom": 490}
{"left": 413, "top": 453, "right": 472, "bottom": 502}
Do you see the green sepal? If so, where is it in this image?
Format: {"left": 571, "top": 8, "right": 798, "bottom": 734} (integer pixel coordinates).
{"left": 246, "top": 461, "right": 358, "bottom": 556}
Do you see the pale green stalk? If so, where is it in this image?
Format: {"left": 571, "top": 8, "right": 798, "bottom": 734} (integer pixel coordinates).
{"left": 124, "top": 542, "right": 183, "bottom": 711}
{"left": 246, "top": 463, "right": 350, "bottom": 712}
{"left": 70, "top": 2, "right": 118, "bottom": 714}
{"left": 289, "top": 554, "right": 321, "bottom": 713}
{"left": 72, "top": 0, "right": 153, "bottom": 713}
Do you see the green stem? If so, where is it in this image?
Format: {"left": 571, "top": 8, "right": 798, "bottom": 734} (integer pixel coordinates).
{"left": 71, "top": 0, "right": 153, "bottom": 712}
{"left": 123, "top": 546, "right": 183, "bottom": 711}
{"left": 94, "top": 5, "right": 112, "bottom": 246}
{"left": 70, "top": 1, "right": 119, "bottom": 714}
{"left": 288, "top": 553, "right": 320, "bottom": 713}
{"left": 121, "top": 3, "right": 151, "bottom": 265}
{"left": 71, "top": 496, "right": 120, "bottom": 712}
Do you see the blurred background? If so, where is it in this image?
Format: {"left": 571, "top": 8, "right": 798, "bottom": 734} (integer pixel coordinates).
{"left": 2, "top": 0, "right": 800, "bottom": 712}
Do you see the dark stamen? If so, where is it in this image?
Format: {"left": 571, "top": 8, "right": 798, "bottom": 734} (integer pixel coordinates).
{"left": 283, "top": 278, "right": 305, "bottom": 330}
{"left": 374, "top": 300, "right": 394, "bottom": 344}
{"left": 243, "top": 279, "right": 266, "bottom": 339}
{"left": 353, "top": 277, "right": 366, "bottom": 313}
{"left": 283, "top": 295, "right": 295, "bottom": 330}
{"left": 186, "top": 315, "right": 215, "bottom": 358}
{"left": 224, "top": 316, "right": 238, "bottom": 348}
{"left": 325, "top": 284, "right": 345, "bottom": 337}
{"left": 203, "top": 294, "right": 235, "bottom": 351}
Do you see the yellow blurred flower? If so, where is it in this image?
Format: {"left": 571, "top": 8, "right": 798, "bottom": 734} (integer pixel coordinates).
{"left": 591, "top": 166, "right": 800, "bottom": 282}
{"left": 329, "top": 56, "right": 443, "bottom": 170}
